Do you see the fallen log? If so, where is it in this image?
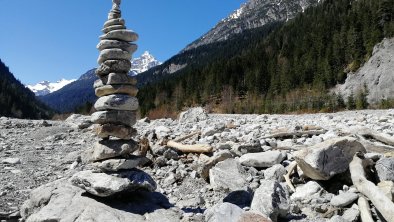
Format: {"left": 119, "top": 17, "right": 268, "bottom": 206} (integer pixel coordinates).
{"left": 356, "top": 135, "right": 394, "bottom": 153}
{"left": 167, "top": 140, "right": 213, "bottom": 153}
{"left": 349, "top": 154, "right": 394, "bottom": 222}
{"left": 358, "top": 196, "right": 374, "bottom": 222}
{"left": 359, "top": 129, "right": 394, "bottom": 147}
{"left": 261, "top": 130, "right": 327, "bottom": 139}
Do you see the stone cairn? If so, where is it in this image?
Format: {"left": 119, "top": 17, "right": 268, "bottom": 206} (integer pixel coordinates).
{"left": 71, "top": 0, "right": 156, "bottom": 198}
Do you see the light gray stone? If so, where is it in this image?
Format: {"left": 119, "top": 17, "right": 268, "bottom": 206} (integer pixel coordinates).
{"left": 209, "top": 159, "right": 250, "bottom": 191}
{"left": 104, "top": 18, "right": 125, "bottom": 28}
{"left": 291, "top": 181, "right": 323, "bottom": 202}
{"left": 94, "top": 74, "right": 137, "bottom": 88}
{"left": 204, "top": 202, "right": 244, "bottom": 222}
{"left": 71, "top": 170, "right": 156, "bottom": 197}
{"left": 90, "top": 139, "right": 138, "bottom": 161}
{"left": 294, "top": 137, "right": 366, "bottom": 180}
{"left": 94, "top": 95, "right": 139, "bottom": 111}
{"left": 93, "top": 156, "right": 150, "bottom": 172}
{"left": 377, "top": 181, "right": 394, "bottom": 201}
{"left": 97, "top": 39, "right": 137, "bottom": 53}
{"left": 70, "top": 171, "right": 131, "bottom": 197}
{"left": 2, "top": 158, "right": 21, "bottom": 165}
{"left": 251, "top": 180, "right": 289, "bottom": 222}
{"left": 91, "top": 110, "right": 136, "bottom": 126}
{"left": 197, "top": 150, "right": 233, "bottom": 180}
{"left": 239, "top": 151, "right": 285, "bottom": 168}
{"left": 330, "top": 192, "right": 358, "bottom": 207}
{"left": 329, "top": 215, "right": 346, "bottom": 222}
{"left": 342, "top": 204, "right": 360, "bottom": 222}
{"left": 96, "top": 59, "right": 131, "bottom": 76}
{"left": 100, "top": 30, "right": 139, "bottom": 42}
{"left": 375, "top": 157, "right": 394, "bottom": 182}
{"left": 98, "top": 48, "right": 131, "bottom": 64}
{"left": 102, "top": 25, "right": 126, "bottom": 34}
{"left": 264, "top": 164, "right": 286, "bottom": 182}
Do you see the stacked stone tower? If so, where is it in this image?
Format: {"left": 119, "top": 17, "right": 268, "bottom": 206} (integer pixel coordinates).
{"left": 92, "top": 0, "right": 139, "bottom": 140}
{"left": 71, "top": 0, "right": 156, "bottom": 198}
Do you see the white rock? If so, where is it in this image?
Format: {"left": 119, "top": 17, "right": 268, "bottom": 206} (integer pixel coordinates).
{"left": 2, "top": 158, "right": 21, "bottom": 165}
{"left": 330, "top": 192, "right": 358, "bottom": 207}
{"left": 204, "top": 202, "right": 244, "bottom": 222}
{"left": 239, "top": 151, "right": 285, "bottom": 168}
{"left": 291, "top": 181, "right": 323, "bottom": 202}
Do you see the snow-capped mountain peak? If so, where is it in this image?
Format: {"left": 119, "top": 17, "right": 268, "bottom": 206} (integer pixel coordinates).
{"left": 27, "top": 78, "right": 76, "bottom": 96}
{"left": 130, "top": 51, "right": 162, "bottom": 75}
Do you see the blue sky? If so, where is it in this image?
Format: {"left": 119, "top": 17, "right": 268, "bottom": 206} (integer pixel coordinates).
{"left": 0, "top": 0, "right": 245, "bottom": 84}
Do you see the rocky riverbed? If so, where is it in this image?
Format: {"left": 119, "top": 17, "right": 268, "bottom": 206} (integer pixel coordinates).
{"left": 1, "top": 108, "right": 394, "bottom": 222}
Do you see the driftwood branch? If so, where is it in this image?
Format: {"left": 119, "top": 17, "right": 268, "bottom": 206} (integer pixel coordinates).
{"left": 356, "top": 135, "right": 394, "bottom": 153}
{"left": 261, "top": 130, "right": 327, "bottom": 139}
{"left": 359, "top": 129, "right": 394, "bottom": 147}
{"left": 358, "top": 196, "right": 374, "bottom": 222}
{"left": 284, "top": 161, "right": 297, "bottom": 192}
{"left": 173, "top": 131, "right": 201, "bottom": 143}
{"left": 167, "top": 140, "right": 213, "bottom": 153}
{"left": 350, "top": 154, "right": 394, "bottom": 222}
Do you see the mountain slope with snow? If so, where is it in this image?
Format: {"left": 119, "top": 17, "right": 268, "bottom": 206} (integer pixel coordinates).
{"left": 184, "top": 0, "right": 319, "bottom": 51}
{"left": 27, "top": 79, "right": 76, "bottom": 96}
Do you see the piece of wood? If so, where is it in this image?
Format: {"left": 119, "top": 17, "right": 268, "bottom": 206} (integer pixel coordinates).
{"left": 261, "top": 130, "right": 327, "bottom": 139}
{"left": 173, "top": 131, "right": 201, "bottom": 143}
{"left": 167, "top": 140, "right": 213, "bottom": 153}
{"left": 356, "top": 135, "right": 394, "bottom": 153}
{"left": 358, "top": 196, "right": 374, "bottom": 222}
{"left": 284, "top": 161, "right": 297, "bottom": 192}
{"left": 359, "top": 129, "right": 394, "bottom": 147}
{"left": 349, "top": 154, "right": 394, "bottom": 222}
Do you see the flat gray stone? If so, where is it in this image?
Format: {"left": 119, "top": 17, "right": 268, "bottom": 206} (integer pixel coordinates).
{"left": 93, "top": 156, "right": 150, "bottom": 172}
{"left": 204, "top": 202, "right": 244, "bottom": 222}
{"left": 342, "top": 204, "right": 360, "bottom": 222}
{"left": 94, "top": 74, "right": 137, "bottom": 88}
{"left": 100, "top": 30, "right": 139, "bottom": 42}
{"left": 71, "top": 170, "right": 156, "bottom": 197}
{"left": 97, "top": 39, "right": 137, "bottom": 53}
{"left": 98, "top": 48, "right": 131, "bottom": 64}
{"left": 2, "top": 158, "right": 21, "bottom": 165}
{"left": 90, "top": 139, "right": 138, "bottom": 162}
{"left": 294, "top": 137, "right": 366, "bottom": 180}
{"left": 209, "top": 159, "right": 250, "bottom": 191}
{"left": 104, "top": 18, "right": 125, "bottom": 28}
{"left": 91, "top": 110, "right": 137, "bottom": 126}
{"left": 251, "top": 180, "right": 289, "bottom": 222}
{"left": 232, "top": 143, "right": 264, "bottom": 156}
{"left": 70, "top": 171, "right": 131, "bottom": 197}
{"left": 239, "top": 151, "right": 285, "bottom": 168}
{"left": 94, "top": 95, "right": 139, "bottom": 111}
{"left": 102, "top": 25, "right": 126, "bottom": 34}
{"left": 330, "top": 192, "right": 358, "bottom": 207}
{"left": 96, "top": 59, "right": 131, "bottom": 76}
{"left": 376, "top": 157, "right": 394, "bottom": 182}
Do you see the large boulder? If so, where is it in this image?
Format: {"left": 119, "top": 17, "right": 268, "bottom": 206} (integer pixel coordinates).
{"left": 21, "top": 179, "right": 176, "bottom": 222}
{"left": 294, "top": 137, "right": 366, "bottom": 180}
{"left": 209, "top": 159, "right": 250, "bottom": 191}
{"left": 250, "top": 180, "right": 289, "bottom": 222}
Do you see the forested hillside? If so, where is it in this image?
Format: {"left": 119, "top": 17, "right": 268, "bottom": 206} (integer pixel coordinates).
{"left": 138, "top": 0, "right": 394, "bottom": 118}
{"left": 0, "top": 59, "right": 52, "bottom": 119}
